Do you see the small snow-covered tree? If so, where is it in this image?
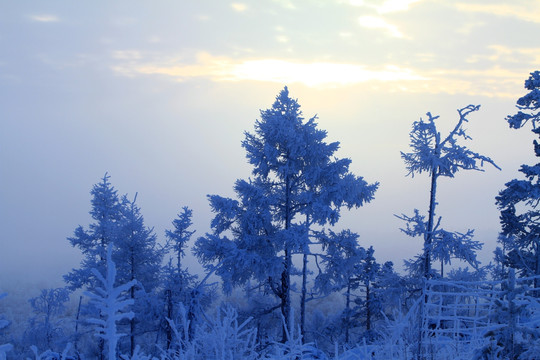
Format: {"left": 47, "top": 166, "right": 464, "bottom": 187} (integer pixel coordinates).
{"left": 24, "top": 288, "right": 70, "bottom": 352}
{"left": 373, "top": 261, "right": 404, "bottom": 318}
{"left": 475, "top": 269, "right": 540, "bottom": 360}
{"left": 65, "top": 173, "right": 124, "bottom": 292}
{"left": 497, "top": 71, "right": 540, "bottom": 288}
{"left": 195, "top": 87, "right": 378, "bottom": 340}
{"left": 315, "top": 229, "right": 365, "bottom": 344}
{"left": 115, "top": 194, "right": 163, "bottom": 356}
{"left": 162, "top": 206, "right": 198, "bottom": 348}
{"left": 86, "top": 245, "right": 136, "bottom": 360}
{"left": 400, "top": 106, "right": 499, "bottom": 278}
{"left": 355, "top": 246, "right": 381, "bottom": 340}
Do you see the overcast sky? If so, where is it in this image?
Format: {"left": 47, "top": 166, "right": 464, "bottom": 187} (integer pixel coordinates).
{"left": 2, "top": 0, "right": 540, "bottom": 288}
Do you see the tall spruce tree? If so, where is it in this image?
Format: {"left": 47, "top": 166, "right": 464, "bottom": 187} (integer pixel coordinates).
{"left": 194, "top": 87, "right": 378, "bottom": 341}
{"left": 496, "top": 70, "right": 540, "bottom": 287}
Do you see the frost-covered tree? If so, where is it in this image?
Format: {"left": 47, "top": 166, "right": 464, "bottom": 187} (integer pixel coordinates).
{"left": 315, "top": 229, "right": 365, "bottom": 344}
{"left": 162, "top": 206, "right": 197, "bottom": 349}
{"left": 86, "top": 245, "right": 136, "bottom": 360}
{"left": 195, "top": 87, "right": 378, "bottom": 341}
{"left": 496, "top": 71, "right": 540, "bottom": 288}
{"left": 65, "top": 173, "right": 124, "bottom": 291}
{"left": 0, "top": 294, "right": 12, "bottom": 360}
{"left": 115, "top": 194, "right": 163, "bottom": 356}
{"left": 372, "top": 261, "right": 404, "bottom": 318}
{"left": 355, "top": 246, "right": 381, "bottom": 340}
{"left": 400, "top": 106, "right": 499, "bottom": 278}
{"left": 24, "top": 288, "right": 70, "bottom": 352}
{"left": 474, "top": 269, "right": 540, "bottom": 360}
{"left": 505, "top": 71, "right": 540, "bottom": 130}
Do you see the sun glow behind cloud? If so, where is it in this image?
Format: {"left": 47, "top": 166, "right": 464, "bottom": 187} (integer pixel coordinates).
{"left": 115, "top": 52, "right": 424, "bottom": 88}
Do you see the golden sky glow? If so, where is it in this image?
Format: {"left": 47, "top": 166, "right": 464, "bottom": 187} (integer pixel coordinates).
{"left": 98, "top": 0, "right": 540, "bottom": 98}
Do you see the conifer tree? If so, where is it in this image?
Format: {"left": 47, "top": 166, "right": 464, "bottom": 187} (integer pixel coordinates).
{"left": 496, "top": 71, "right": 540, "bottom": 287}
{"left": 162, "top": 207, "right": 197, "bottom": 349}
{"left": 400, "top": 106, "right": 499, "bottom": 278}
{"left": 195, "top": 87, "right": 378, "bottom": 341}
{"left": 115, "top": 194, "right": 163, "bottom": 356}
{"left": 315, "top": 229, "right": 365, "bottom": 344}
{"left": 65, "top": 173, "right": 123, "bottom": 291}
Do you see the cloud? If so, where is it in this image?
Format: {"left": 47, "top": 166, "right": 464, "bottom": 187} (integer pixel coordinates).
{"left": 111, "top": 51, "right": 531, "bottom": 97}
{"left": 112, "top": 52, "right": 423, "bottom": 88}
{"left": 420, "top": 66, "right": 527, "bottom": 98}
{"left": 28, "top": 14, "right": 60, "bottom": 23}
{"left": 272, "top": 0, "right": 296, "bottom": 10}
{"left": 349, "top": 0, "right": 423, "bottom": 13}
{"left": 231, "top": 3, "right": 248, "bottom": 12}
{"left": 111, "top": 50, "right": 143, "bottom": 60}
{"left": 358, "top": 16, "right": 404, "bottom": 38}
{"left": 466, "top": 45, "right": 540, "bottom": 66}
{"left": 455, "top": 2, "right": 540, "bottom": 23}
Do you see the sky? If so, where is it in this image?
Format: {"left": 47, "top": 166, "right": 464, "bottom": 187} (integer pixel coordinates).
{"left": 1, "top": 0, "right": 540, "bottom": 289}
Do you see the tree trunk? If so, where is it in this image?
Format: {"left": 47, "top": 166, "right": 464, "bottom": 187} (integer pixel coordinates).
{"left": 130, "top": 252, "right": 136, "bottom": 357}
{"left": 281, "top": 173, "right": 292, "bottom": 343}
{"left": 166, "top": 289, "right": 173, "bottom": 349}
{"left": 345, "top": 280, "right": 351, "bottom": 344}
{"left": 535, "top": 241, "right": 540, "bottom": 291}
{"left": 424, "top": 171, "right": 438, "bottom": 278}
{"left": 74, "top": 295, "right": 82, "bottom": 356}
{"left": 281, "top": 252, "right": 291, "bottom": 343}
{"left": 301, "top": 253, "right": 308, "bottom": 342}
{"left": 365, "top": 282, "right": 371, "bottom": 332}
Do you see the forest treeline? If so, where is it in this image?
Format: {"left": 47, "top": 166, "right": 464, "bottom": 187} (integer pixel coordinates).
{"left": 1, "top": 72, "right": 540, "bottom": 359}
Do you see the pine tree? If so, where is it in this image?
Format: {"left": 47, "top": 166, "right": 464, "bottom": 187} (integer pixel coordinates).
{"left": 400, "top": 106, "right": 499, "bottom": 278}
{"left": 496, "top": 71, "right": 540, "bottom": 288}
{"left": 162, "top": 206, "right": 197, "bottom": 348}
{"left": 194, "top": 87, "right": 378, "bottom": 341}
{"left": 115, "top": 194, "right": 163, "bottom": 356}
{"left": 65, "top": 173, "right": 124, "bottom": 291}
{"left": 356, "top": 246, "right": 381, "bottom": 340}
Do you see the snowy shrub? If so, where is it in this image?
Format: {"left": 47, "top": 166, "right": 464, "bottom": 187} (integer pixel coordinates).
{"left": 26, "top": 343, "right": 73, "bottom": 360}
{"left": 0, "top": 293, "right": 12, "bottom": 360}
{"left": 262, "top": 310, "right": 328, "bottom": 360}
{"left": 160, "top": 303, "right": 257, "bottom": 360}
